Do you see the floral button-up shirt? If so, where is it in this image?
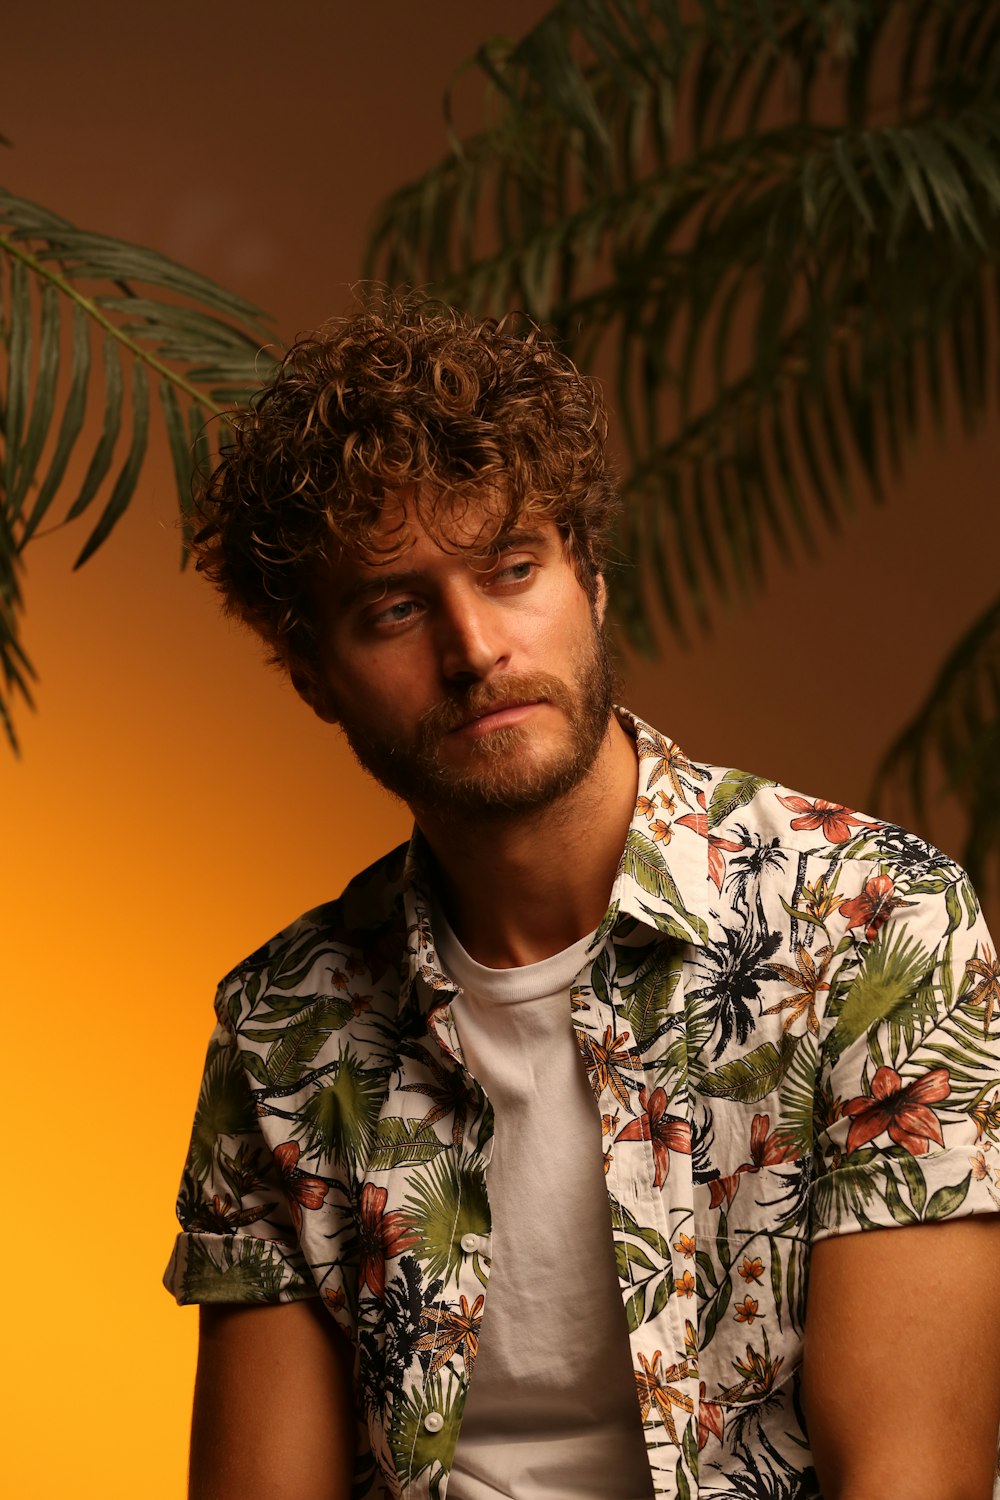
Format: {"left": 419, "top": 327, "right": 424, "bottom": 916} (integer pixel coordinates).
{"left": 166, "top": 713, "right": 1000, "bottom": 1499}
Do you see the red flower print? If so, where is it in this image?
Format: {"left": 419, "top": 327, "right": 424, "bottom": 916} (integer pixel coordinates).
{"left": 698, "top": 1381, "right": 725, "bottom": 1449}
{"left": 708, "top": 1171, "right": 743, "bottom": 1211}
{"left": 271, "top": 1141, "right": 330, "bottom": 1233}
{"left": 707, "top": 1114, "right": 796, "bottom": 1210}
{"left": 357, "top": 1183, "right": 420, "bottom": 1298}
{"left": 676, "top": 793, "right": 745, "bottom": 891}
{"left": 838, "top": 874, "right": 911, "bottom": 942}
{"left": 748, "top": 1112, "right": 798, "bottom": 1170}
{"left": 615, "top": 1086, "right": 692, "bottom": 1189}
{"left": 776, "top": 795, "right": 870, "bottom": 844}
{"left": 842, "top": 1066, "right": 951, "bottom": 1156}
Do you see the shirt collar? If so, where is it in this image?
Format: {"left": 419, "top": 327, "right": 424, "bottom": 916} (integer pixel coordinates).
{"left": 400, "top": 708, "right": 711, "bottom": 1010}
{"left": 604, "top": 709, "right": 710, "bottom": 947}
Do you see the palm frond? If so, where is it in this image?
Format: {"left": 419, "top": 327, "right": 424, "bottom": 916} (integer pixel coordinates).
{"left": 873, "top": 596, "right": 1000, "bottom": 888}
{"left": 0, "top": 187, "right": 279, "bottom": 750}
{"left": 365, "top": 0, "right": 1000, "bottom": 624}
{"left": 365, "top": 0, "right": 1000, "bottom": 888}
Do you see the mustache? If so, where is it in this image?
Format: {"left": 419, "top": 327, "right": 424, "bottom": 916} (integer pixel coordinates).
{"left": 418, "top": 674, "right": 577, "bottom": 737}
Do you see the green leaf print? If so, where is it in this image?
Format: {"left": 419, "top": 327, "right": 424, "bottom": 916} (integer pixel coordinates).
{"left": 883, "top": 1168, "right": 918, "bottom": 1225}
{"left": 701, "top": 1277, "right": 732, "bottom": 1347}
{"left": 404, "top": 1155, "right": 491, "bottom": 1284}
{"left": 266, "top": 933, "right": 335, "bottom": 991}
{"left": 698, "top": 1034, "right": 801, "bottom": 1103}
{"left": 622, "top": 829, "right": 708, "bottom": 940}
{"left": 620, "top": 947, "right": 683, "bottom": 1048}
{"left": 769, "top": 1238, "right": 783, "bottom": 1330}
{"left": 182, "top": 1236, "right": 286, "bottom": 1303}
{"left": 190, "top": 1041, "right": 260, "bottom": 1178}
{"left": 961, "top": 879, "right": 981, "bottom": 929}
{"left": 297, "top": 1051, "right": 386, "bottom": 1167}
{"left": 592, "top": 944, "right": 613, "bottom": 1007}
{"left": 615, "top": 1241, "right": 657, "bottom": 1278}
{"left": 609, "top": 1196, "right": 672, "bottom": 1259}
{"left": 924, "top": 1176, "right": 972, "bottom": 1220}
{"left": 388, "top": 1372, "right": 465, "bottom": 1484}
{"left": 682, "top": 1421, "right": 700, "bottom": 1485}
{"left": 369, "top": 1117, "right": 452, "bottom": 1171}
{"left": 707, "top": 771, "right": 777, "bottom": 830}
{"left": 240, "top": 1049, "right": 270, "bottom": 1086}
{"left": 245, "top": 997, "right": 354, "bottom": 1086}
{"left": 695, "top": 1250, "right": 718, "bottom": 1290}
{"left": 898, "top": 1154, "right": 928, "bottom": 1216}
{"left": 829, "top": 928, "right": 932, "bottom": 1062}
{"left": 649, "top": 1275, "right": 672, "bottom": 1320}
{"left": 944, "top": 884, "right": 963, "bottom": 937}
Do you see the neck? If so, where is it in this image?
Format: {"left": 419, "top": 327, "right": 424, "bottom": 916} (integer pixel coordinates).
{"left": 415, "top": 715, "right": 638, "bottom": 968}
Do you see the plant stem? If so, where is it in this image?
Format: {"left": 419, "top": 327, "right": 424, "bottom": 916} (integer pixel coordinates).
{"left": 0, "top": 234, "right": 228, "bottom": 416}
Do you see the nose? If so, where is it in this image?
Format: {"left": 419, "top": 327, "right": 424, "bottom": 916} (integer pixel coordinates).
{"left": 436, "top": 585, "right": 509, "bottom": 685}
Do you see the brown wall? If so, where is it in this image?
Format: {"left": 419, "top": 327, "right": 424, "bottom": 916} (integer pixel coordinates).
{"left": 5, "top": 5, "right": 998, "bottom": 1495}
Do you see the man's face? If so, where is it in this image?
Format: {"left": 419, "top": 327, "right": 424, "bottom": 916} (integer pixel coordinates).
{"left": 308, "top": 495, "right": 616, "bottom": 819}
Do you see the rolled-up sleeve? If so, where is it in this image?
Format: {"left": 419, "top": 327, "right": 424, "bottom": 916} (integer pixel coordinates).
{"left": 810, "top": 860, "right": 1000, "bottom": 1242}
{"left": 164, "top": 998, "right": 318, "bottom": 1306}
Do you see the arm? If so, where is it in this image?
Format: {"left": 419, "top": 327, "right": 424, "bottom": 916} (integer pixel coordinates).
{"left": 190, "top": 1300, "right": 356, "bottom": 1500}
{"left": 802, "top": 1217, "right": 1000, "bottom": 1500}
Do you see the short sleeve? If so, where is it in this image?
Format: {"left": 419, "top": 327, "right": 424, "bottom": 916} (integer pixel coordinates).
{"left": 810, "top": 859, "right": 1000, "bottom": 1243}
{"left": 163, "top": 1004, "right": 318, "bottom": 1306}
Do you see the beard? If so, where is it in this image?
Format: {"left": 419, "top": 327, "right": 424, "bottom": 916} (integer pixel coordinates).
{"left": 333, "top": 619, "right": 617, "bottom": 819}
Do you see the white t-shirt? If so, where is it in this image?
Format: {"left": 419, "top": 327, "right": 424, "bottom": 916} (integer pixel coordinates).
{"left": 434, "top": 913, "right": 653, "bottom": 1500}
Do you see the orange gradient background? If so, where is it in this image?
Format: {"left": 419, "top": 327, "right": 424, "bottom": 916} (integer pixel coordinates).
{"left": 5, "top": 6, "right": 1000, "bottom": 1496}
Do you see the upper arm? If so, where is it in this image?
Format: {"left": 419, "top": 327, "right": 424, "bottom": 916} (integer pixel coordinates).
{"left": 802, "top": 1217, "right": 1000, "bottom": 1500}
{"left": 190, "top": 1299, "right": 356, "bottom": 1500}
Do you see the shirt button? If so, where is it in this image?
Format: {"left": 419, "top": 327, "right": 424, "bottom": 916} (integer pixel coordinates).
{"left": 423, "top": 1411, "right": 444, "bottom": 1433}
{"left": 459, "top": 1233, "right": 480, "bottom": 1254}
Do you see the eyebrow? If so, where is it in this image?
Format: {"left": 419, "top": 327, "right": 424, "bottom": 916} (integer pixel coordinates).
{"left": 335, "top": 529, "right": 552, "bottom": 610}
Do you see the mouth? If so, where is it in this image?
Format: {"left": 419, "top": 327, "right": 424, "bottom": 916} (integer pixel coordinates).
{"left": 448, "top": 699, "right": 546, "bottom": 736}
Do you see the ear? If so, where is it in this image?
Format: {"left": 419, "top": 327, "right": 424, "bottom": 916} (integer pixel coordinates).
{"left": 290, "top": 666, "right": 339, "bottom": 724}
{"left": 594, "top": 571, "right": 608, "bottom": 626}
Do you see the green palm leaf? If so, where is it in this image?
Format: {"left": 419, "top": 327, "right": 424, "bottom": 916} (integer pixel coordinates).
{"left": 366, "top": 0, "right": 1000, "bottom": 884}
{"left": 873, "top": 597, "right": 1000, "bottom": 889}
{"left": 189, "top": 1038, "right": 261, "bottom": 1180}
{"left": 0, "top": 186, "right": 279, "bottom": 750}
{"left": 295, "top": 1048, "right": 388, "bottom": 1168}
{"left": 403, "top": 1155, "right": 491, "bottom": 1285}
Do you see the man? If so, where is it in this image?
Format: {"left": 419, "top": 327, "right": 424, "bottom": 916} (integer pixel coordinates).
{"left": 166, "top": 294, "right": 1000, "bottom": 1500}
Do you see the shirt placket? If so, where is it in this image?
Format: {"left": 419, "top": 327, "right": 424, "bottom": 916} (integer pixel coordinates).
{"left": 573, "top": 931, "right": 701, "bottom": 1498}
{"left": 390, "top": 977, "right": 494, "bottom": 1500}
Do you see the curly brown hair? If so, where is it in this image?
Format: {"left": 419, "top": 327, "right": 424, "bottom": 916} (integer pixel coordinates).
{"left": 194, "top": 291, "right": 617, "bottom": 691}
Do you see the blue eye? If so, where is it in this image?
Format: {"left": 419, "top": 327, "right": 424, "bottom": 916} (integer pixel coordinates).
{"left": 494, "top": 560, "right": 535, "bottom": 583}
{"left": 370, "top": 599, "right": 418, "bottom": 628}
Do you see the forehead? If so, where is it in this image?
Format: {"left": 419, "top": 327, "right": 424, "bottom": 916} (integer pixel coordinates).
{"left": 363, "top": 485, "right": 523, "bottom": 555}
{"left": 326, "top": 489, "right": 560, "bottom": 589}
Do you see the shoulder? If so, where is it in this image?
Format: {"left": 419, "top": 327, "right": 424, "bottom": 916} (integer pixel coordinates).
{"left": 693, "top": 753, "right": 960, "bottom": 878}
{"left": 680, "top": 758, "right": 992, "bottom": 1025}
{"left": 212, "top": 840, "right": 412, "bottom": 1031}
